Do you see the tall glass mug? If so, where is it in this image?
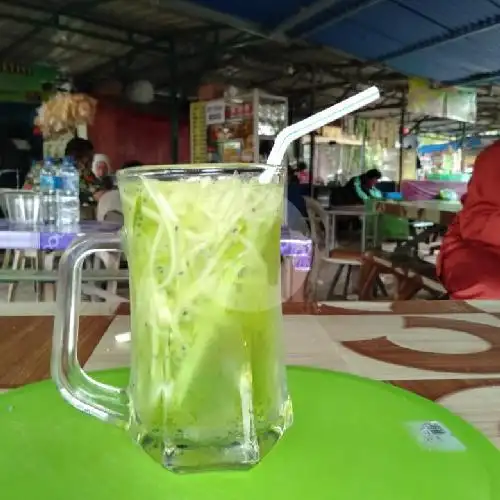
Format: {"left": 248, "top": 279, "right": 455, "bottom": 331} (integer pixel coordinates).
{"left": 51, "top": 164, "right": 293, "bottom": 473}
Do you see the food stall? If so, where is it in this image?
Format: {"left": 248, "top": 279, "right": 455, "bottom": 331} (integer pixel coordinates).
{"left": 404, "top": 138, "right": 476, "bottom": 200}
{"left": 401, "top": 78, "right": 477, "bottom": 200}
{"left": 190, "top": 88, "right": 287, "bottom": 164}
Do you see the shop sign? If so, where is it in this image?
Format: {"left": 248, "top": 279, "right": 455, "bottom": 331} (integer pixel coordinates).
{"left": 205, "top": 99, "right": 226, "bottom": 125}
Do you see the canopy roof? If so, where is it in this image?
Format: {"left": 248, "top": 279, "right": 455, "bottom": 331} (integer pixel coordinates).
{"left": 185, "top": 0, "right": 500, "bottom": 86}
{"left": 1, "top": 0, "right": 500, "bottom": 134}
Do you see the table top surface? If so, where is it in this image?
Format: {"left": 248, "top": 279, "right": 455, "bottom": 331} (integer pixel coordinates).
{"left": 375, "top": 199, "right": 461, "bottom": 225}
{"left": 401, "top": 180, "right": 468, "bottom": 186}
{"left": 2, "top": 298, "right": 500, "bottom": 453}
{"left": 325, "top": 200, "right": 461, "bottom": 221}
{"left": 1, "top": 366, "right": 498, "bottom": 499}
{"left": 0, "top": 221, "right": 312, "bottom": 254}
{"left": 400, "top": 180, "right": 468, "bottom": 201}
{"left": 390, "top": 199, "right": 461, "bottom": 212}
{"left": 325, "top": 205, "right": 366, "bottom": 215}
{"left": 0, "top": 220, "right": 122, "bottom": 250}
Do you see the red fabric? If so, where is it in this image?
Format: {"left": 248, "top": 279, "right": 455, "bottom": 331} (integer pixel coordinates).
{"left": 438, "top": 140, "right": 500, "bottom": 299}
{"left": 88, "top": 101, "right": 190, "bottom": 171}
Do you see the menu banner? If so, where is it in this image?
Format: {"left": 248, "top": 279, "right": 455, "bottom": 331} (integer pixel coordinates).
{"left": 205, "top": 99, "right": 225, "bottom": 125}
{"left": 408, "top": 78, "right": 477, "bottom": 123}
{"left": 445, "top": 86, "right": 477, "bottom": 123}
{"left": 408, "top": 78, "right": 446, "bottom": 118}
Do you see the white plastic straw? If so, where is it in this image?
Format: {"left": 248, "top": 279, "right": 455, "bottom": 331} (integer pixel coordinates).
{"left": 267, "top": 86, "right": 380, "bottom": 167}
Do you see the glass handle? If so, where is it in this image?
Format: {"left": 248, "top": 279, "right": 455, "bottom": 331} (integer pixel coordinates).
{"left": 51, "top": 233, "right": 130, "bottom": 426}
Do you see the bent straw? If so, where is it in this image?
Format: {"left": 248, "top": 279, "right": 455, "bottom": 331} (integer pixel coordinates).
{"left": 264, "top": 86, "right": 380, "bottom": 177}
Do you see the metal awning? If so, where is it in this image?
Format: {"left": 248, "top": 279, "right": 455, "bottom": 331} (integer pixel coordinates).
{"left": 162, "top": 0, "right": 500, "bottom": 86}
{"left": 1, "top": 0, "right": 500, "bottom": 134}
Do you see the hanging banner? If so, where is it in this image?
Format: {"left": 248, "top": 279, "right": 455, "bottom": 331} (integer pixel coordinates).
{"left": 205, "top": 99, "right": 225, "bottom": 125}
{"left": 407, "top": 78, "right": 477, "bottom": 123}
{"left": 0, "top": 63, "right": 57, "bottom": 92}
{"left": 407, "top": 78, "right": 446, "bottom": 118}
{"left": 445, "top": 86, "right": 477, "bottom": 123}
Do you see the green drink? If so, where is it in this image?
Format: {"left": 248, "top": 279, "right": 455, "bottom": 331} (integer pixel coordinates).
{"left": 119, "top": 165, "right": 292, "bottom": 471}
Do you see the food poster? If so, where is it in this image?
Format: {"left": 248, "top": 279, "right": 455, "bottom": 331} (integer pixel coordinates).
{"left": 206, "top": 100, "right": 255, "bottom": 163}
{"left": 190, "top": 101, "right": 208, "bottom": 163}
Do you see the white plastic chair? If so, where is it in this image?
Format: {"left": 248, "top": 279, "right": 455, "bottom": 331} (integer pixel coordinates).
{"left": 90, "top": 190, "right": 123, "bottom": 301}
{"left": 6, "top": 249, "right": 57, "bottom": 302}
{"left": 304, "top": 196, "right": 363, "bottom": 300}
{"left": 96, "top": 190, "right": 123, "bottom": 224}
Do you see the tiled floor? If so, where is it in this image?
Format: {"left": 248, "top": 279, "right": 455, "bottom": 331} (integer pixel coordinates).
{"left": 2, "top": 299, "right": 500, "bottom": 447}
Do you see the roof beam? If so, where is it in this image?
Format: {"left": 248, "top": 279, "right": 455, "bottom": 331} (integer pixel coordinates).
{"left": 0, "top": 0, "right": 216, "bottom": 49}
{"left": 298, "top": 0, "right": 387, "bottom": 37}
{"left": 0, "top": 3, "right": 190, "bottom": 53}
{"left": 378, "top": 15, "right": 500, "bottom": 61}
{"left": 232, "top": 45, "right": 405, "bottom": 90}
{"left": 108, "top": 32, "right": 256, "bottom": 85}
{"left": 271, "top": 0, "right": 342, "bottom": 36}
{"left": 444, "top": 68, "right": 500, "bottom": 87}
{"left": 62, "top": 0, "right": 111, "bottom": 14}
{"left": 152, "top": 0, "right": 287, "bottom": 42}
{"left": 0, "top": 0, "right": 115, "bottom": 59}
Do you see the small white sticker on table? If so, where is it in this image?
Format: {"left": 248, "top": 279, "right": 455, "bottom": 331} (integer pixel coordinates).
{"left": 407, "top": 421, "right": 466, "bottom": 451}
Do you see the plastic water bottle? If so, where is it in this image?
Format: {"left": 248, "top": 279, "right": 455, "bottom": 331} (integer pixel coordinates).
{"left": 58, "top": 157, "right": 80, "bottom": 227}
{"left": 39, "top": 158, "right": 58, "bottom": 224}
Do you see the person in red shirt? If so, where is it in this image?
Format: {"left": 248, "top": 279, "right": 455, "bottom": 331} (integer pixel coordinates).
{"left": 296, "top": 161, "right": 310, "bottom": 184}
{"left": 438, "top": 140, "right": 500, "bottom": 299}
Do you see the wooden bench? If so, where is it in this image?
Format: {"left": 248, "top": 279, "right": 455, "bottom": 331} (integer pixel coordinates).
{"left": 358, "top": 250, "right": 447, "bottom": 301}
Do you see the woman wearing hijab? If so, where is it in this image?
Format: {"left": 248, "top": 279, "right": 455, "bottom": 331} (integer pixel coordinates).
{"left": 92, "top": 154, "right": 111, "bottom": 179}
{"left": 438, "top": 140, "right": 500, "bottom": 299}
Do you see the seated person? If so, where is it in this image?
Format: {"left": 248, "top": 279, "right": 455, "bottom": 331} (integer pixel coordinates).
{"left": 438, "top": 140, "right": 500, "bottom": 299}
{"left": 296, "top": 161, "right": 310, "bottom": 184}
{"left": 286, "top": 165, "right": 309, "bottom": 231}
{"left": 24, "top": 137, "right": 108, "bottom": 206}
{"left": 92, "top": 154, "right": 111, "bottom": 179}
{"left": 342, "top": 168, "right": 383, "bottom": 205}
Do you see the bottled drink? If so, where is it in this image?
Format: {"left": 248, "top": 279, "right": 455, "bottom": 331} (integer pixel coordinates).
{"left": 39, "top": 158, "right": 58, "bottom": 224}
{"left": 58, "top": 157, "right": 80, "bottom": 227}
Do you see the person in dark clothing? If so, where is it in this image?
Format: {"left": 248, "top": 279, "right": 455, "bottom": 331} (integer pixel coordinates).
{"left": 103, "top": 160, "right": 144, "bottom": 189}
{"left": 121, "top": 160, "right": 143, "bottom": 170}
{"left": 342, "top": 168, "right": 383, "bottom": 205}
{"left": 286, "top": 165, "right": 309, "bottom": 230}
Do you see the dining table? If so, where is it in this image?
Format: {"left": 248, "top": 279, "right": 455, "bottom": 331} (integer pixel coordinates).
{"left": 0, "top": 220, "right": 129, "bottom": 303}
{"left": 1, "top": 299, "right": 500, "bottom": 499}
{"left": 0, "top": 222, "right": 312, "bottom": 288}
{"left": 400, "top": 180, "right": 468, "bottom": 201}
{"left": 0, "top": 219, "right": 122, "bottom": 251}
{"left": 370, "top": 199, "right": 462, "bottom": 260}
{"left": 374, "top": 199, "right": 461, "bottom": 226}
{"left": 324, "top": 205, "right": 372, "bottom": 251}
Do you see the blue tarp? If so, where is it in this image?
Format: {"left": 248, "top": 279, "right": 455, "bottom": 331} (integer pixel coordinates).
{"left": 186, "top": 0, "right": 500, "bottom": 85}
{"left": 418, "top": 136, "right": 482, "bottom": 155}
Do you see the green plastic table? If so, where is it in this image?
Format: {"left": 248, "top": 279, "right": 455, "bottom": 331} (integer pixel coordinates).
{"left": 1, "top": 367, "right": 499, "bottom": 500}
